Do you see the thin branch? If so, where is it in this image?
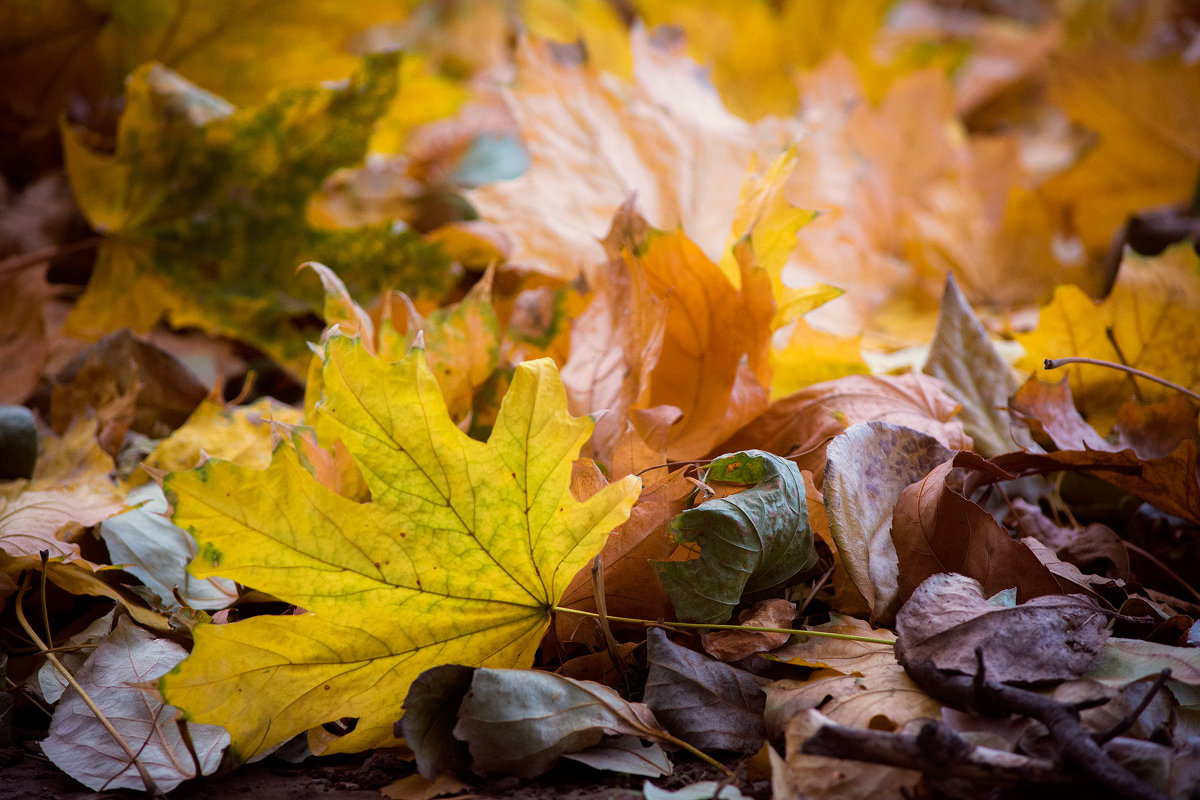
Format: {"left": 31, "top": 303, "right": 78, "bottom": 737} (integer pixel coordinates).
{"left": 1043, "top": 357, "right": 1200, "bottom": 403}
{"left": 552, "top": 606, "right": 895, "bottom": 645}
{"left": 0, "top": 237, "right": 103, "bottom": 278}
{"left": 15, "top": 576, "right": 164, "bottom": 798}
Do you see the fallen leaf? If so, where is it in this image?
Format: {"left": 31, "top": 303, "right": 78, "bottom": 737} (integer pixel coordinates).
{"left": 654, "top": 451, "right": 815, "bottom": 624}
{"left": 823, "top": 422, "right": 954, "bottom": 623}
{"left": 467, "top": 30, "right": 796, "bottom": 283}
{"left": 454, "top": 668, "right": 670, "bottom": 778}
{"left": 380, "top": 771, "right": 473, "bottom": 800}
{"left": 400, "top": 664, "right": 475, "bottom": 780}
{"left": 627, "top": 227, "right": 775, "bottom": 460}
{"left": 701, "top": 598, "right": 797, "bottom": 663}
{"left": 644, "top": 627, "right": 765, "bottom": 754}
{"left": 642, "top": 778, "right": 752, "bottom": 800}
{"left": 922, "top": 275, "right": 1031, "bottom": 457}
{"left": 895, "top": 573, "right": 1108, "bottom": 683}
{"left": 891, "top": 451, "right": 1064, "bottom": 606}
{"left": 41, "top": 616, "right": 230, "bottom": 793}
{"left": 1015, "top": 244, "right": 1200, "bottom": 433}
{"left": 1084, "top": 638, "right": 1200, "bottom": 708}
{"left": 98, "top": 483, "right": 237, "bottom": 611}
{"left": 160, "top": 336, "right": 641, "bottom": 760}
{"left": 555, "top": 466, "right": 690, "bottom": 646}
{"left": 1042, "top": 47, "right": 1200, "bottom": 258}
{"left": 562, "top": 735, "right": 672, "bottom": 777}
{"left": 770, "top": 614, "right": 897, "bottom": 672}
{"left": 140, "top": 396, "right": 302, "bottom": 477}
{"left": 720, "top": 373, "right": 970, "bottom": 486}
{"left": 62, "top": 56, "right": 451, "bottom": 375}
{"left": 0, "top": 418, "right": 124, "bottom": 572}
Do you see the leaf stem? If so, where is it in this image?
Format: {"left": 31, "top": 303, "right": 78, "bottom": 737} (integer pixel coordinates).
{"left": 551, "top": 606, "right": 894, "bottom": 646}
{"left": 1043, "top": 357, "right": 1200, "bottom": 403}
{"left": 0, "top": 236, "right": 103, "bottom": 277}
{"left": 15, "top": 575, "right": 164, "bottom": 797}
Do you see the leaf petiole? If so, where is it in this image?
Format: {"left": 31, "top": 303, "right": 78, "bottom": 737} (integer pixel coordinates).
{"left": 551, "top": 606, "right": 895, "bottom": 646}
{"left": 1043, "top": 357, "right": 1200, "bottom": 403}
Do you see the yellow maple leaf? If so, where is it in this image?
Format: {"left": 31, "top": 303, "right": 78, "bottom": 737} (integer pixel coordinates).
{"left": 160, "top": 335, "right": 640, "bottom": 761}
{"left": 1016, "top": 244, "right": 1200, "bottom": 433}
{"left": 1042, "top": 47, "right": 1200, "bottom": 259}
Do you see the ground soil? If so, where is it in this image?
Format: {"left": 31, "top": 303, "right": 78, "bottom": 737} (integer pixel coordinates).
{"left": 0, "top": 745, "right": 765, "bottom": 800}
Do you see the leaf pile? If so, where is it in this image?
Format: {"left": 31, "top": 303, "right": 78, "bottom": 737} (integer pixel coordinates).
{"left": 2, "top": 3, "right": 1200, "bottom": 800}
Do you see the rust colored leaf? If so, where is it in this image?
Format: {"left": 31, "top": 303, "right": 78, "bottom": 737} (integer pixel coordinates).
{"left": 892, "top": 452, "right": 1064, "bottom": 606}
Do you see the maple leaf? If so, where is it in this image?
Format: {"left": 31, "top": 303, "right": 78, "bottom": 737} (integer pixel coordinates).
{"left": 467, "top": 30, "right": 798, "bottom": 284}
{"left": 1016, "top": 244, "right": 1200, "bottom": 433}
{"left": 159, "top": 335, "right": 641, "bottom": 761}
{"left": 0, "top": 0, "right": 413, "bottom": 135}
{"left": 1042, "top": 47, "right": 1200, "bottom": 259}
{"left": 61, "top": 54, "right": 451, "bottom": 376}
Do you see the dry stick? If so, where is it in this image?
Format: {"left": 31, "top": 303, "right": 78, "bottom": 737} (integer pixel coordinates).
{"left": 589, "top": 557, "right": 626, "bottom": 676}
{"left": 1043, "top": 357, "right": 1200, "bottom": 403}
{"left": 1104, "top": 327, "right": 1145, "bottom": 403}
{"left": 0, "top": 237, "right": 103, "bottom": 277}
{"left": 1122, "top": 541, "right": 1200, "bottom": 605}
{"left": 14, "top": 576, "right": 164, "bottom": 798}
{"left": 552, "top": 606, "right": 894, "bottom": 646}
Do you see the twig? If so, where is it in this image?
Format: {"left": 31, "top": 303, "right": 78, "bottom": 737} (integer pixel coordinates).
{"left": 15, "top": 575, "right": 164, "bottom": 797}
{"left": 1122, "top": 541, "right": 1200, "bottom": 605}
{"left": 1043, "top": 357, "right": 1200, "bottom": 403}
{"left": 552, "top": 606, "right": 895, "bottom": 645}
{"left": 589, "top": 558, "right": 625, "bottom": 676}
{"left": 1093, "top": 669, "right": 1172, "bottom": 746}
{"left": 0, "top": 237, "right": 103, "bottom": 277}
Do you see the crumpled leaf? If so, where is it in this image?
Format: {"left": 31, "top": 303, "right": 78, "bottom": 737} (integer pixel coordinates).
{"left": 41, "top": 616, "right": 230, "bottom": 793}
{"left": 1016, "top": 244, "right": 1200, "bottom": 433}
{"left": 643, "top": 627, "right": 765, "bottom": 754}
{"left": 467, "top": 30, "right": 797, "bottom": 283}
{"left": 99, "top": 483, "right": 237, "bottom": 611}
{"left": 922, "top": 275, "right": 1031, "bottom": 457}
{"left": 891, "top": 451, "right": 1064, "bottom": 606}
{"left": 895, "top": 573, "right": 1109, "bottom": 684}
{"left": 654, "top": 451, "right": 814, "bottom": 624}
{"left": 160, "top": 336, "right": 641, "bottom": 761}
{"left": 453, "top": 668, "right": 670, "bottom": 778}
{"left": 824, "top": 422, "right": 954, "bottom": 623}
{"left": 1085, "top": 638, "right": 1200, "bottom": 709}
{"left": 62, "top": 55, "right": 451, "bottom": 375}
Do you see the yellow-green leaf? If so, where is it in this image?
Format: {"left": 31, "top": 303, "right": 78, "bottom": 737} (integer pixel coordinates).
{"left": 160, "top": 335, "right": 640, "bottom": 761}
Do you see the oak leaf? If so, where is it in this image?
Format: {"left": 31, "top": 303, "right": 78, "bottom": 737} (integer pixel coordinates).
{"left": 160, "top": 335, "right": 640, "bottom": 761}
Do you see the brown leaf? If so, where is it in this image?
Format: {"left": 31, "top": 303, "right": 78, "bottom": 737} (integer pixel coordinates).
{"left": 896, "top": 573, "right": 1109, "bottom": 683}
{"left": 1010, "top": 376, "right": 1111, "bottom": 451}
{"left": 721, "top": 373, "right": 970, "bottom": 486}
{"left": 555, "top": 466, "right": 691, "bottom": 646}
{"left": 701, "top": 598, "right": 797, "bottom": 663}
{"left": 644, "top": 627, "right": 765, "bottom": 754}
{"left": 892, "top": 451, "right": 1064, "bottom": 606}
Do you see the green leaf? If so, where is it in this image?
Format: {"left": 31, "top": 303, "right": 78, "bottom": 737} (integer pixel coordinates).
{"left": 653, "top": 450, "right": 815, "bottom": 624}
{"left": 62, "top": 54, "right": 453, "bottom": 375}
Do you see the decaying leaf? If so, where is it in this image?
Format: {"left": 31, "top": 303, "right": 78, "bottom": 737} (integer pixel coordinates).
{"left": 824, "top": 422, "right": 954, "bottom": 623}
{"left": 922, "top": 275, "right": 1030, "bottom": 457}
{"left": 42, "top": 616, "right": 230, "bottom": 792}
{"left": 895, "top": 573, "right": 1109, "bottom": 684}
{"left": 160, "top": 336, "right": 640, "bottom": 760}
{"left": 654, "top": 451, "right": 814, "bottom": 624}
{"left": 62, "top": 55, "right": 451, "bottom": 375}
{"left": 643, "top": 627, "right": 765, "bottom": 754}
{"left": 891, "top": 451, "right": 1063, "bottom": 605}
{"left": 701, "top": 598, "right": 796, "bottom": 662}
{"left": 454, "top": 668, "right": 671, "bottom": 778}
